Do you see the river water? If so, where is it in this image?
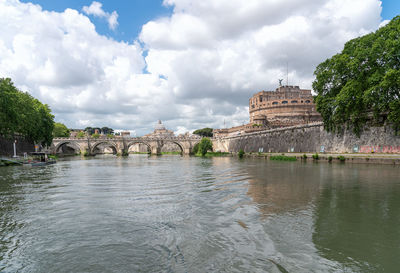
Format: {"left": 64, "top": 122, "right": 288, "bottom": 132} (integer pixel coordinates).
{"left": 0, "top": 155, "right": 399, "bottom": 272}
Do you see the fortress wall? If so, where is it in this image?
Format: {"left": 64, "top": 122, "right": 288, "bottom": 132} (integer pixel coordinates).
{"left": 213, "top": 123, "right": 400, "bottom": 154}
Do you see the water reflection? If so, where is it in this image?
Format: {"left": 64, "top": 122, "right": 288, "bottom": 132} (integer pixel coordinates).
{"left": 313, "top": 164, "right": 400, "bottom": 272}
{"left": 246, "top": 160, "right": 321, "bottom": 217}
{"left": 0, "top": 157, "right": 400, "bottom": 272}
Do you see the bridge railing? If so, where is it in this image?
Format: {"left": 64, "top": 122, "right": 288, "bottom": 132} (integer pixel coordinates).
{"left": 53, "top": 136, "right": 202, "bottom": 141}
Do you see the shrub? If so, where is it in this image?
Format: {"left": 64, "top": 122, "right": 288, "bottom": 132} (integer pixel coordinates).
{"left": 92, "top": 133, "right": 100, "bottom": 139}
{"left": 83, "top": 151, "right": 90, "bottom": 157}
{"left": 198, "top": 137, "right": 213, "bottom": 156}
{"left": 77, "top": 131, "right": 85, "bottom": 138}
{"left": 337, "top": 156, "right": 346, "bottom": 162}
{"left": 121, "top": 150, "right": 129, "bottom": 156}
{"left": 238, "top": 149, "right": 244, "bottom": 159}
{"left": 312, "top": 153, "right": 319, "bottom": 160}
{"left": 107, "top": 134, "right": 114, "bottom": 138}
{"left": 192, "top": 143, "right": 199, "bottom": 154}
{"left": 303, "top": 154, "right": 307, "bottom": 159}
{"left": 328, "top": 156, "right": 333, "bottom": 162}
{"left": 270, "top": 155, "right": 297, "bottom": 161}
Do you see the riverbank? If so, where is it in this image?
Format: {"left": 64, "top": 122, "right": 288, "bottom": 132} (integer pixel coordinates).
{"left": 241, "top": 152, "right": 400, "bottom": 165}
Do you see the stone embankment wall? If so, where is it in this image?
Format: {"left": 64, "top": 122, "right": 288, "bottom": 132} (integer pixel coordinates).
{"left": 213, "top": 122, "right": 400, "bottom": 154}
{"left": 0, "top": 136, "right": 35, "bottom": 156}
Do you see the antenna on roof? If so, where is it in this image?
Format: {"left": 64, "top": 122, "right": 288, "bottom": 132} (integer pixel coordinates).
{"left": 286, "top": 62, "right": 289, "bottom": 86}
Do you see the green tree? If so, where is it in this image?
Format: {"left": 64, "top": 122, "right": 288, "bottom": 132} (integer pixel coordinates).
{"left": 0, "top": 78, "right": 54, "bottom": 146}
{"left": 198, "top": 137, "right": 213, "bottom": 156}
{"left": 53, "top": 122, "right": 70, "bottom": 137}
{"left": 92, "top": 133, "right": 100, "bottom": 139}
{"left": 77, "top": 131, "right": 85, "bottom": 138}
{"left": 193, "top": 128, "right": 213, "bottom": 137}
{"left": 313, "top": 16, "right": 400, "bottom": 135}
{"left": 101, "top": 127, "right": 114, "bottom": 135}
{"left": 192, "top": 143, "right": 199, "bottom": 154}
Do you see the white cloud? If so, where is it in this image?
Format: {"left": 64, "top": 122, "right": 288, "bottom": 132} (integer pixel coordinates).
{"left": 82, "top": 1, "right": 119, "bottom": 30}
{"left": 0, "top": 0, "right": 385, "bottom": 135}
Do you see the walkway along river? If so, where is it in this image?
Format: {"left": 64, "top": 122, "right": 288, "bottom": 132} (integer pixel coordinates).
{"left": 0, "top": 155, "right": 399, "bottom": 272}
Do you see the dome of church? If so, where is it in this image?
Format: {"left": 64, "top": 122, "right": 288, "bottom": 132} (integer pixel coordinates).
{"left": 155, "top": 120, "right": 166, "bottom": 130}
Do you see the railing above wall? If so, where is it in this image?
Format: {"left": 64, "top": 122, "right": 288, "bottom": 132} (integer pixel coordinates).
{"left": 215, "top": 122, "right": 324, "bottom": 140}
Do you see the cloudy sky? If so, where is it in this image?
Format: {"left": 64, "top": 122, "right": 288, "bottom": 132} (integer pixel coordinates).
{"left": 1, "top": 0, "right": 399, "bottom": 135}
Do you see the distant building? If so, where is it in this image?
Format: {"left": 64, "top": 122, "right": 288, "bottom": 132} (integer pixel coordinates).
{"left": 131, "top": 120, "right": 176, "bottom": 153}
{"left": 214, "top": 85, "right": 321, "bottom": 138}
{"left": 121, "top": 131, "right": 131, "bottom": 137}
{"left": 69, "top": 129, "right": 84, "bottom": 138}
{"left": 144, "top": 120, "right": 175, "bottom": 137}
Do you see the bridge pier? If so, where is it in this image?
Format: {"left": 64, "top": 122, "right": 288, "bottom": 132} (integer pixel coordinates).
{"left": 151, "top": 146, "right": 161, "bottom": 155}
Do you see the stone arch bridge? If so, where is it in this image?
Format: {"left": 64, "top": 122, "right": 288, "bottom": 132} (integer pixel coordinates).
{"left": 52, "top": 136, "right": 202, "bottom": 155}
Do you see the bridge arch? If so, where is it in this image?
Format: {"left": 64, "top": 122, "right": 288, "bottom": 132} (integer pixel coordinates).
{"left": 91, "top": 141, "right": 119, "bottom": 155}
{"left": 127, "top": 141, "right": 152, "bottom": 154}
{"left": 55, "top": 141, "right": 81, "bottom": 155}
{"left": 160, "top": 141, "right": 184, "bottom": 154}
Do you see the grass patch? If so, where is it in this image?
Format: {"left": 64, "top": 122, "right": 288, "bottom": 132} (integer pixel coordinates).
{"left": 194, "top": 152, "right": 230, "bottom": 157}
{"left": 130, "top": 152, "right": 150, "bottom": 154}
{"left": 48, "top": 154, "right": 58, "bottom": 160}
{"left": 270, "top": 155, "right": 297, "bottom": 161}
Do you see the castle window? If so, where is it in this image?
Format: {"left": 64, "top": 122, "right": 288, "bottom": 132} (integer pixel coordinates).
{"left": 259, "top": 96, "right": 263, "bottom": 102}
{"left": 301, "top": 100, "right": 303, "bottom": 103}
{"left": 291, "top": 100, "right": 298, "bottom": 103}
{"left": 252, "top": 104, "right": 255, "bottom": 108}
{"left": 305, "top": 100, "right": 311, "bottom": 103}
{"left": 282, "top": 101, "right": 288, "bottom": 104}
{"left": 272, "top": 101, "right": 278, "bottom": 105}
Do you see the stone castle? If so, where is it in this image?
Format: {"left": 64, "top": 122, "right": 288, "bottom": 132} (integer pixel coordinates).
{"left": 214, "top": 85, "right": 321, "bottom": 137}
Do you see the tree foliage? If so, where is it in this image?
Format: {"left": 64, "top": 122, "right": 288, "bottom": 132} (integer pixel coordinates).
{"left": 84, "top": 126, "right": 114, "bottom": 135}
{"left": 313, "top": 16, "right": 400, "bottom": 135}
{"left": 192, "top": 143, "right": 199, "bottom": 154}
{"left": 53, "top": 122, "right": 70, "bottom": 137}
{"left": 198, "top": 137, "right": 213, "bottom": 156}
{"left": 193, "top": 128, "right": 213, "bottom": 137}
{"left": 0, "top": 78, "right": 54, "bottom": 145}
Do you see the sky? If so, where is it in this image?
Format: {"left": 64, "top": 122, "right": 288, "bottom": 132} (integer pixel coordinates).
{"left": 1, "top": 0, "right": 399, "bottom": 135}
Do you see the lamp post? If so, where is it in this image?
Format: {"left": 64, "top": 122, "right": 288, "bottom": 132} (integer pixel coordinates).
{"left": 13, "top": 140, "right": 17, "bottom": 158}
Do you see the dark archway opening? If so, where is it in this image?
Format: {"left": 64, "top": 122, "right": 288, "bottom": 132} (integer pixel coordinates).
{"left": 92, "top": 143, "right": 118, "bottom": 155}
{"left": 56, "top": 142, "right": 80, "bottom": 156}
{"left": 128, "top": 143, "right": 151, "bottom": 154}
{"left": 161, "top": 142, "right": 183, "bottom": 155}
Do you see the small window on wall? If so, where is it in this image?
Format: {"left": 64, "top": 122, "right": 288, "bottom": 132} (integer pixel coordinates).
{"left": 291, "top": 100, "right": 298, "bottom": 103}
{"left": 282, "top": 101, "right": 288, "bottom": 104}
{"left": 305, "top": 100, "right": 311, "bottom": 103}
{"left": 272, "top": 101, "right": 278, "bottom": 105}
{"left": 252, "top": 104, "right": 255, "bottom": 108}
{"left": 259, "top": 96, "right": 263, "bottom": 102}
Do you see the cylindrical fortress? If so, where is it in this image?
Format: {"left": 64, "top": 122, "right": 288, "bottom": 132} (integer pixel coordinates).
{"left": 249, "top": 85, "right": 321, "bottom": 126}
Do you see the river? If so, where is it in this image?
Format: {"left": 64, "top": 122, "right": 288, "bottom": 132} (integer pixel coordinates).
{"left": 0, "top": 155, "right": 399, "bottom": 272}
